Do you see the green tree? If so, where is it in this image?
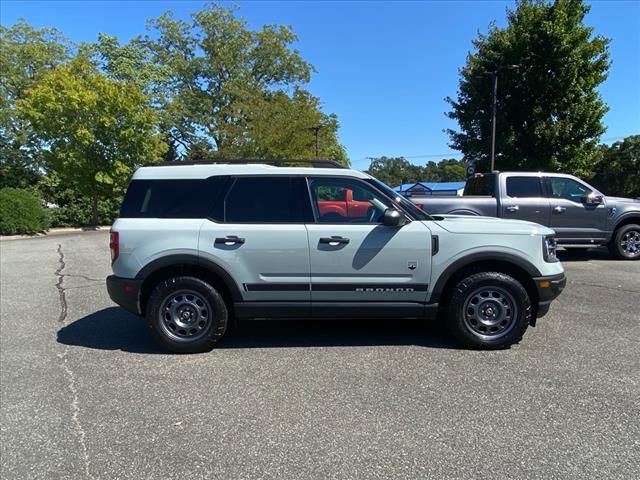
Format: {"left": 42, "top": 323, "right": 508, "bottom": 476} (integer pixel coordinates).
{"left": 0, "top": 20, "right": 71, "bottom": 188}
{"left": 184, "top": 138, "right": 217, "bottom": 162}
{"left": 90, "top": 3, "right": 347, "bottom": 162}
{"left": 18, "top": 57, "right": 167, "bottom": 226}
{"left": 425, "top": 158, "right": 467, "bottom": 182}
{"left": 446, "top": 0, "right": 610, "bottom": 176}
{"left": 592, "top": 135, "right": 640, "bottom": 198}
{"left": 365, "top": 157, "right": 425, "bottom": 187}
{"left": 234, "top": 88, "right": 347, "bottom": 163}
{"left": 366, "top": 157, "right": 467, "bottom": 187}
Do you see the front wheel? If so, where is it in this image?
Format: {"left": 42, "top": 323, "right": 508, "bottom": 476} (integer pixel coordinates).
{"left": 146, "top": 276, "right": 228, "bottom": 353}
{"left": 608, "top": 224, "right": 640, "bottom": 260}
{"left": 446, "top": 272, "right": 532, "bottom": 349}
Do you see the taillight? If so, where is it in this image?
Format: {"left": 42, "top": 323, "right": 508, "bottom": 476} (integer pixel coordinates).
{"left": 415, "top": 203, "right": 423, "bottom": 210}
{"left": 110, "top": 231, "right": 119, "bottom": 262}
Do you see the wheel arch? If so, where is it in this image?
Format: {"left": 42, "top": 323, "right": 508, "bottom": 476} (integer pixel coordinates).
{"left": 613, "top": 215, "right": 640, "bottom": 232}
{"left": 431, "top": 254, "right": 541, "bottom": 311}
{"left": 447, "top": 209, "right": 481, "bottom": 216}
{"left": 136, "top": 255, "right": 242, "bottom": 316}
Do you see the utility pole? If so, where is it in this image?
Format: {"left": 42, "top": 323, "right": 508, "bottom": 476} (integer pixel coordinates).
{"left": 311, "top": 126, "right": 321, "bottom": 159}
{"left": 483, "top": 65, "right": 520, "bottom": 171}
{"left": 490, "top": 72, "right": 498, "bottom": 171}
{"left": 305, "top": 124, "right": 325, "bottom": 159}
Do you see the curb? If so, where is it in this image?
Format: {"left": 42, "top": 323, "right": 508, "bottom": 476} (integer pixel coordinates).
{"left": 0, "top": 226, "right": 111, "bottom": 241}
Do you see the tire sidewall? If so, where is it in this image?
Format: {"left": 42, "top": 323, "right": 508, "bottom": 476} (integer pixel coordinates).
{"left": 146, "top": 276, "right": 228, "bottom": 353}
{"left": 447, "top": 272, "right": 532, "bottom": 349}
{"left": 613, "top": 224, "right": 640, "bottom": 260}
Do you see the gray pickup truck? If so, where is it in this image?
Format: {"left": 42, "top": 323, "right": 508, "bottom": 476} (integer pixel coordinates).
{"left": 409, "top": 172, "right": 640, "bottom": 260}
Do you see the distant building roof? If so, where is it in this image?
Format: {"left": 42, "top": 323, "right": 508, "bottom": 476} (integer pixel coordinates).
{"left": 393, "top": 181, "right": 466, "bottom": 192}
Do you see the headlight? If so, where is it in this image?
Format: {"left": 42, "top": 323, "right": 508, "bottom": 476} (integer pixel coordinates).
{"left": 543, "top": 235, "right": 558, "bottom": 262}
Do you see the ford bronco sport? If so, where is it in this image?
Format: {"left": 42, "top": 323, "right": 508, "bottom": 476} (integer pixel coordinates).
{"left": 107, "top": 160, "right": 566, "bottom": 353}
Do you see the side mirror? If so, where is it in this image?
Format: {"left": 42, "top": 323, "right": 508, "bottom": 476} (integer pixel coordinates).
{"left": 583, "top": 193, "right": 604, "bottom": 205}
{"left": 381, "top": 208, "right": 404, "bottom": 227}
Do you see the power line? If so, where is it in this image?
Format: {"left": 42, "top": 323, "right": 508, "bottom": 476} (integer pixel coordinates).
{"left": 359, "top": 133, "right": 639, "bottom": 162}
{"left": 360, "top": 152, "right": 464, "bottom": 161}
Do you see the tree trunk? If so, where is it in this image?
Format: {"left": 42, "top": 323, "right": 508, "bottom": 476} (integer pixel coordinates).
{"left": 91, "top": 177, "right": 98, "bottom": 227}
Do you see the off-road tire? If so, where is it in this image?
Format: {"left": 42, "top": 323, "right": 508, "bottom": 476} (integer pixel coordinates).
{"left": 447, "top": 272, "right": 532, "bottom": 349}
{"left": 146, "top": 276, "right": 228, "bottom": 353}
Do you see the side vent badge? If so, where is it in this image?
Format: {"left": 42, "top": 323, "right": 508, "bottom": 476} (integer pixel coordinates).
{"left": 408, "top": 261, "right": 417, "bottom": 271}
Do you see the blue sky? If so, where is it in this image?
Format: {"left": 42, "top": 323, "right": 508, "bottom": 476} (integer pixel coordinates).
{"left": 2, "top": 0, "right": 639, "bottom": 170}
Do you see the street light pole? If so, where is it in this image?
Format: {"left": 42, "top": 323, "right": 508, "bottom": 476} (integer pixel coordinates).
{"left": 306, "top": 125, "right": 324, "bottom": 159}
{"left": 483, "top": 64, "right": 520, "bottom": 171}
{"left": 490, "top": 71, "right": 498, "bottom": 171}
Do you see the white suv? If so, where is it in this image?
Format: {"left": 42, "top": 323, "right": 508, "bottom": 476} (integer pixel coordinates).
{"left": 107, "top": 161, "right": 566, "bottom": 352}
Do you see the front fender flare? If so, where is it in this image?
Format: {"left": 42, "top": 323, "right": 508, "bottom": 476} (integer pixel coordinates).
{"left": 429, "top": 252, "right": 542, "bottom": 304}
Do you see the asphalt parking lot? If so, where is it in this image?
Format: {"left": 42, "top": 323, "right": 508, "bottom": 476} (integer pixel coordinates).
{"left": 1, "top": 231, "right": 638, "bottom": 480}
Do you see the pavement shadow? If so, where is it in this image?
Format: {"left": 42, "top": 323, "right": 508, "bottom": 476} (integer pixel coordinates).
{"left": 219, "top": 318, "right": 460, "bottom": 350}
{"left": 57, "top": 307, "right": 461, "bottom": 352}
{"left": 557, "top": 247, "right": 611, "bottom": 262}
{"left": 57, "top": 307, "right": 164, "bottom": 354}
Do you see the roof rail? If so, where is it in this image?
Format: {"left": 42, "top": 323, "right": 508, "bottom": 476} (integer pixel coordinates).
{"left": 158, "top": 159, "right": 347, "bottom": 169}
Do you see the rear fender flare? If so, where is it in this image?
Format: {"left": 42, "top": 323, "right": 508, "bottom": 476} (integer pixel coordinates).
{"left": 136, "top": 254, "right": 243, "bottom": 302}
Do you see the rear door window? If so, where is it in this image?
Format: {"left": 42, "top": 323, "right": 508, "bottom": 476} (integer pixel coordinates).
{"left": 506, "top": 177, "right": 543, "bottom": 198}
{"left": 224, "top": 177, "right": 312, "bottom": 223}
{"left": 463, "top": 174, "right": 495, "bottom": 196}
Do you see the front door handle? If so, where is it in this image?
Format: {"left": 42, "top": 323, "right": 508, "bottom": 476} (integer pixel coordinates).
{"left": 319, "top": 236, "right": 350, "bottom": 245}
{"left": 215, "top": 235, "right": 245, "bottom": 245}
{"left": 553, "top": 206, "right": 567, "bottom": 214}
{"left": 506, "top": 205, "right": 519, "bottom": 213}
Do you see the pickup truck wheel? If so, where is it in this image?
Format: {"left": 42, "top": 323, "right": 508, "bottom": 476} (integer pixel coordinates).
{"left": 447, "top": 272, "right": 532, "bottom": 349}
{"left": 609, "top": 224, "right": 640, "bottom": 260}
{"left": 146, "top": 276, "right": 228, "bottom": 353}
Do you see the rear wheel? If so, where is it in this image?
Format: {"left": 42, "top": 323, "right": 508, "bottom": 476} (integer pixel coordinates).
{"left": 146, "top": 276, "right": 228, "bottom": 353}
{"left": 446, "top": 272, "right": 532, "bottom": 349}
{"left": 608, "top": 224, "right": 640, "bottom": 260}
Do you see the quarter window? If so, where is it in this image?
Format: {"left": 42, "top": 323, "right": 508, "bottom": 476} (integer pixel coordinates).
{"left": 120, "top": 177, "right": 228, "bottom": 218}
{"left": 506, "top": 177, "right": 543, "bottom": 198}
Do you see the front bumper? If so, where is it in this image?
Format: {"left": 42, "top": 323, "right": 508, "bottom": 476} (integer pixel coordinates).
{"left": 106, "top": 275, "right": 142, "bottom": 315}
{"left": 532, "top": 273, "right": 567, "bottom": 318}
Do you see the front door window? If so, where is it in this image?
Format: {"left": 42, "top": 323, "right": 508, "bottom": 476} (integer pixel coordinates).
{"left": 308, "top": 177, "right": 392, "bottom": 224}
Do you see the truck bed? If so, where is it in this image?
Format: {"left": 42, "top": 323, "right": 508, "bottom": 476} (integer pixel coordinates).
{"left": 411, "top": 196, "right": 498, "bottom": 217}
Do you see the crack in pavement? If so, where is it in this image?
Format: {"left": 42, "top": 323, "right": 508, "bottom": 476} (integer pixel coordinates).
{"left": 65, "top": 283, "right": 104, "bottom": 291}
{"left": 61, "top": 273, "right": 103, "bottom": 282}
{"left": 55, "top": 243, "right": 94, "bottom": 480}
{"left": 55, "top": 245, "right": 68, "bottom": 323}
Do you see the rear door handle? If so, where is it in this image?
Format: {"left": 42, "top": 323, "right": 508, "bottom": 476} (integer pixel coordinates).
{"left": 553, "top": 206, "right": 567, "bottom": 214}
{"left": 319, "top": 236, "right": 350, "bottom": 245}
{"left": 215, "top": 235, "right": 245, "bottom": 245}
{"left": 506, "top": 205, "right": 519, "bottom": 213}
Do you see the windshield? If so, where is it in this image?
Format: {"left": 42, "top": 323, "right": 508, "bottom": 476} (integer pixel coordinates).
{"left": 366, "top": 178, "right": 433, "bottom": 221}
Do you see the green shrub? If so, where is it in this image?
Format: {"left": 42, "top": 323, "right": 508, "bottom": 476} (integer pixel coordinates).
{"left": 37, "top": 174, "right": 122, "bottom": 227}
{"left": 47, "top": 195, "right": 121, "bottom": 227}
{"left": 0, "top": 188, "right": 51, "bottom": 235}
